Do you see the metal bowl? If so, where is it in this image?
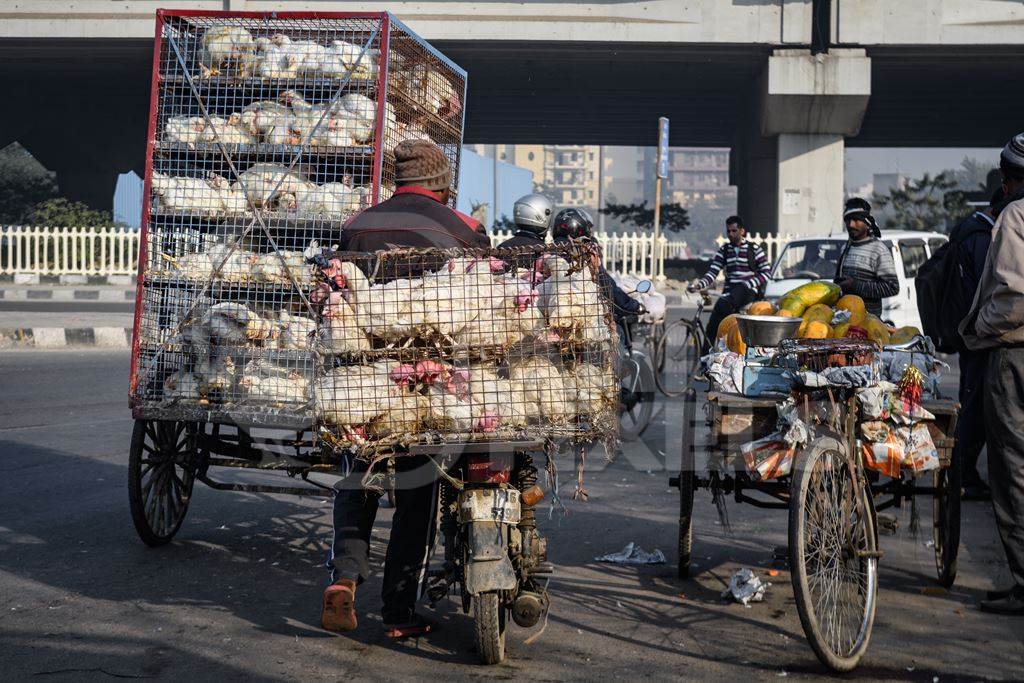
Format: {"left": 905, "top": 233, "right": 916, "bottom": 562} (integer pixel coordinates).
{"left": 735, "top": 315, "right": 802, "bottom": 348}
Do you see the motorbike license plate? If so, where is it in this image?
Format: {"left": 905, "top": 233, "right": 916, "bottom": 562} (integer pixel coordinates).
{"left": 458, "top": 488, "right": 521, "bottom": 525}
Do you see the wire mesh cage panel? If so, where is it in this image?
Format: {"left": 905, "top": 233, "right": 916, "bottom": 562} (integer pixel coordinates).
{"left": 312, "top": 242, "right": 621, "bottom": 452}
{"left": 131, "top": 11, "right": 467, "bottom": 428}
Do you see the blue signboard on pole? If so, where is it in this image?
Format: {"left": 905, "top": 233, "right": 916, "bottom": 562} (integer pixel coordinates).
{"left": 657, "top": 117, "right": 670, "bottom": 179}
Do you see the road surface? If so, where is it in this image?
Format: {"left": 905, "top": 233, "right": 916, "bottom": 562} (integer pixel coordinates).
{"left": 0, "top": 350, "right": 1021, "bottom": 681}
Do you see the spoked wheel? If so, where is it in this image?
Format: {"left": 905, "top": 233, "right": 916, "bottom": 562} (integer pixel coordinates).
{"left": 473, "top": 591, "right": 507, "bottom": 665}
{"left": 789, "top": 436, "right": 878, "bottom": 672}
{"left": 932, "top": 454, "right": 962, "bottom": 588}
{"left": 619, "top": 352, "right": 655, "bottom": 440}
{"left": 655, "top": 320, "right": 701, "bottom": 397}
{"left": 677, "top": 387, "right": 697, "bottom": 578}
{"left": 128, "top": 419, "right": 200, "bottom": 547}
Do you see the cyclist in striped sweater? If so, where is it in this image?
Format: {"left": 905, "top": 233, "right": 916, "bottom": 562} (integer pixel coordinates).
{"left": 688, "top": 215, "right": 771, "bottom": 353}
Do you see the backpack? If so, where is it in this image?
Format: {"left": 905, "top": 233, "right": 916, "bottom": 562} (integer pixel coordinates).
{"left": 915, "top": 219, "right": 991, "bottom": 353}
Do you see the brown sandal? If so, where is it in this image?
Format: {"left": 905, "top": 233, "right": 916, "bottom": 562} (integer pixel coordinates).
{"left": 321, "top": 580, "right": 358, "bottom": 632}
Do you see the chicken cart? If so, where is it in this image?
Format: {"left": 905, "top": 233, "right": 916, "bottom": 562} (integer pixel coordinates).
{"left": 670, "top": 337, "right": 960, "bottom": 673}
{"left": 127, "top": 9, "right": 473, "bottom": 543}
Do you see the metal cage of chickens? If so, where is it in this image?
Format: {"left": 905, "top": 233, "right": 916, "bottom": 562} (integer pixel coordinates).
{"left": 130, "top": 10, "right": 468, "bottom": 428}
{"left": 125, "top": 12, "right": 620, "bottom": 548}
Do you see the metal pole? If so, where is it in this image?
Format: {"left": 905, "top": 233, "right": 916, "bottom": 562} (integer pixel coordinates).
{"left": 598, "top": 145, "right": 605, "bottom": 232}
{"left": 653, "top": 176, "right": 662, "bottom": 277}
{"left": 492, "top": 144, "right": 499, "bottom": 229}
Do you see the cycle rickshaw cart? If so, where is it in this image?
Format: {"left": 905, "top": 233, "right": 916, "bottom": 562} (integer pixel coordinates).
{"left": 127, "top": 9, "right": 473, "bottom": 540}
{"left": 670, "top": 322, "right": 961, "bottom": 672}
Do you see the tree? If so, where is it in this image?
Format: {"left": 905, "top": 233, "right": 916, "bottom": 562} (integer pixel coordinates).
{"left": 872, "top": 171, "right": 969, "bottom": 232}
{"left": 598, "top": 201, "right": 690, "bottom": 233}
{"left": 954, "top": 156, "right": 996, "bottom": 193}
{"left": 493, "top": 214, "right": 517, "bottom": 231}
{"left": 25, "top": 198, "right": 114, "bottom": 227}
{"left": 0, "top": 143, "right": 58, "bottom": 223}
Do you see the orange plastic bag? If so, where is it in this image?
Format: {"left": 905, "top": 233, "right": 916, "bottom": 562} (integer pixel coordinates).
{"left": 742, "top": 434, "right": 796, "bottom": 481}
{"left": 862, "top": 433, "right": 904, "bottom": 477}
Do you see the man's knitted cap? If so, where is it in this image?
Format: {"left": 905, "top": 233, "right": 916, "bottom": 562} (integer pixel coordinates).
{"left": 394, "top": 139, "right": 451, "bottom": 191}
{"left": 843, "top": 196, "right": 872, "bottom": 221}
{"left": 1000, "top": 133, "right": 1024, "bottom": 175}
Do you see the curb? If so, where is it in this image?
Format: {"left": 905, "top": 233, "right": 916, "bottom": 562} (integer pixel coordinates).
{"left": 0, "top": 327, "right": 133, "bottom": 349}
{"left": 0, "top": 289, "right": 135, "bottom": 302}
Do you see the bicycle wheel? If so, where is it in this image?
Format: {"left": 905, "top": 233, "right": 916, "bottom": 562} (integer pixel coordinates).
{"left": 677, "top": 387, "right": 697, "bottom": 578}
{"left": 789, "top": 435, "right": 878, "bottom": 672}
{"left": 655, "top": 320, "right": 701, "bottom": 397}
{"left": 619, "top": 352, "right": 655, "bottom": 440}
{"left": 128, "top": 420, "right": 199, "bottom": 547}
{"left": 932, "top": 453, "right": 962, "bottom": 588}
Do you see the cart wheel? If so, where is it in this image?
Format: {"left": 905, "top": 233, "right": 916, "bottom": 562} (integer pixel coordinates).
{"left": 655, "top": 320, "right": 701, "bottom": 398}
{"left": 128, "top": 420, "right": 199, "bottom": 547}
{"left": 678, "top": 387, "right": 697, "bottom": 579}
{"left": 789, "top": 435, "right": 878, "bottom": 673}
{"left": 473, "top": 591, "right": 507, "bottom": 665}
{"left": 932, "top": 454, "right": 962, "bottom": 588}
{"left": 619, "top": 352, "right": 655, "bottom": 440}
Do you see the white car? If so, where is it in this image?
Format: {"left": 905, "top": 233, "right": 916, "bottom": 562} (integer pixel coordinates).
{"left": 763, "top": 231, "right": 948, "bottom": 329}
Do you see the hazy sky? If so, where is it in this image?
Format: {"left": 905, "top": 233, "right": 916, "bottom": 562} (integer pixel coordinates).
{"left": 844, "top": 147, "right": 1001, "bottom": 192}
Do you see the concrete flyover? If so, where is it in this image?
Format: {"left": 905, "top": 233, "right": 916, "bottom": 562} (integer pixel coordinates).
{"left": 2, "top": 0, "right": 1023, "bottom": 235}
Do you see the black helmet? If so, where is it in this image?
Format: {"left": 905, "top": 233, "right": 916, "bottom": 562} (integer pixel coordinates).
{"left": 552, "top": 208, "right": 594, "bottom": 241}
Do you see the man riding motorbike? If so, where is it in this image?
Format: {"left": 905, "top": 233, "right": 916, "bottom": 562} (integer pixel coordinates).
{"left": 500, "top": 193, "right": 554, "bottom": 249}
{"left": 551, "top": 208, "right": 643, "bottom": 319}
{"left": 321, "top": 139, "right": 489, "bottom": 639}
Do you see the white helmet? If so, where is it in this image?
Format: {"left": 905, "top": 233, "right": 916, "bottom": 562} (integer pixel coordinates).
{"left": 512, "top": 193, "right": 554, "bottom": 236}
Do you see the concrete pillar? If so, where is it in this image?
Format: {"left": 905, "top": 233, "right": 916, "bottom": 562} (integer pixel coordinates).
{"left": 776, "top": 133, "right": 845, "bottom": 236}
{"left": 734, "top": 48, "right": 870, "bottom": 237}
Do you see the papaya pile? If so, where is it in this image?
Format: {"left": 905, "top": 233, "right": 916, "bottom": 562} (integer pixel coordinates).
{"left": 711, "top": 280, "right": 923, "bottom": 351}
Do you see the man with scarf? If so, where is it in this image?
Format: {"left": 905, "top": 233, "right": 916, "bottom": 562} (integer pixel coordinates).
{"left": 834, "top": 198, "right": 899, "bottom": 318}
{"left": 960, "top": 133, "right": 1024, "bottom": 617}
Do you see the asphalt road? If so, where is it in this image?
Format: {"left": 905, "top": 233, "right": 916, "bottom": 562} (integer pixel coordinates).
{"left": 1, "top": 350, "right": 1022, "bottom": 681}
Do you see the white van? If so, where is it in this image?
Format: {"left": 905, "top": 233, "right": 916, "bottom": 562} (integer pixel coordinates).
{"left": 763, "top": 231, "right": 948, "bottom": 329}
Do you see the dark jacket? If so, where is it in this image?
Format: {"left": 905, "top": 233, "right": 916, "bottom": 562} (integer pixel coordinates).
{"left": 952, "top": 211, "right": 996, "bottom": 303}
{"left": 552, "top": 236, "right": 640, "bottom": 317}
{"left": 340, "top": 186, "right": 489, "bottom": 251}
{"left": 498, "top": 231, "right": 546, "bottom": 269}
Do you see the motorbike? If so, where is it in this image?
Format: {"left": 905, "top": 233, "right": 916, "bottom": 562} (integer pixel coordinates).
{"left": 423, "top": 444, "right": 552, "bottom": 665}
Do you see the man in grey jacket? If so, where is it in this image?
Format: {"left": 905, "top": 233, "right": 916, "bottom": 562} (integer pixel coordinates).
{"left": 834, "top": 198, "right": 900, "bottom": 318}
{"left": 960, "top": 132, "right": 1024, "bottom": 617}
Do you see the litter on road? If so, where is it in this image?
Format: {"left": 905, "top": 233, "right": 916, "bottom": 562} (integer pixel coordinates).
{"left": 594, "top": 542, "right": 666, "bottom": 565}
{"left": 721, "top": 568, "right": 770, "bottom": 606}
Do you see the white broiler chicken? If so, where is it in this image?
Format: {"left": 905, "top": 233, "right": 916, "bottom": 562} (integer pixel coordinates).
{"left": 322, "top": 41, "right": 379, "bottom": 80}
{"left": 164, "top": 116, "right": 207, "bottom": 147}
{"left": 238, "top": 358, "right": 309, "bottom": 404}
{"left": 170, "top": 251, "right": 215, "bottom": 280}
{"left": 195, "top": 354, "right": 237, "bottom": 398}
{"left": 509, "top": 355, "right": 574, "bottom": 423}
{"left": 200, "top": 115, "right": 257, "bottom": 146}
{"left": 205, "top": 242, "right": 255, "bottom": 283}
{"left": 337, "top": 262, "right": 425, "bottom": 342}
{"left": 205, "top": 302, "right": 274, "bottom": 346}
{"left": 452, "top": 269, "right": 543, "bottom": 350}
{"left": 315, "top": 361, "right": 405, "bottom": 431}
{"left": 253, "top": 34, "right": 299, "bottom": 79}
{"left": 253, "top": 250, "right": 310, "bottom": 285}
{"left": 535, "top": 255, "right": 610, "bottom": 343}
{"left": 235, "top": 163, "right": 312, "bottom": 211}
{"left": 238, "top": 100, "right": 298, "bottom": 146}
{"left": 163, "top": 370, "right": 201, "bottom": 402}
{"left": 319, "top": 290, "right": 372, "bottom": 353}
{"left": 206, "top": 174, "right": 250, "bottom": 216}
{"left": 570, "top": 363, "right": 617, "bottom": 417}
{"left": 200, "top": 25, "right": 254, "bottom": 78}
{"left": 468, "top": 364, "right": 529, "bottom": 431}
{"left": 295, "top": 182, "right": 351, "bottom": 218}
{"left": 277, "top": 310, "right": 317, "bottom": 350}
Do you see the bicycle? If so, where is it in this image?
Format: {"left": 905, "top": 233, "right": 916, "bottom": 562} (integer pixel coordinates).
{"left": 617, "top": 311, "right": 656, "bottom": 440}
{"left": 654, "top": 290, "right": 712, "bottom": 397}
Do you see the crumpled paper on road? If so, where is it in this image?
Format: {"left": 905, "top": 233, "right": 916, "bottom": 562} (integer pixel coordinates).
{"left": 595, "top": 542, "right": 666, "bottom": 565}
{"left": 721, "top": 568, "right": 770, "bottom": 605}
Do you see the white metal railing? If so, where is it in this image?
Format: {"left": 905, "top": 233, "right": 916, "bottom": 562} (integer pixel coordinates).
{"left": 713, "top": 232, "right": 795, "bottom": 264}
{"left": 488, "top": 229, "right": 669, "bottom": 279}
{"left": 0, "top": 226, "right": 140, "bottom": 277}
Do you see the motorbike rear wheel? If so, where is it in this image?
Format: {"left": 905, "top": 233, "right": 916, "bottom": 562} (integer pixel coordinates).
{"left": 473, "top": 591, "right": 507, "bottom": 665}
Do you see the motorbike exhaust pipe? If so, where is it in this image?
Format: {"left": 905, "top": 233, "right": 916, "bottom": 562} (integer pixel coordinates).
{"left": 511, "top": 590, "right": 548, "bottom": 628}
